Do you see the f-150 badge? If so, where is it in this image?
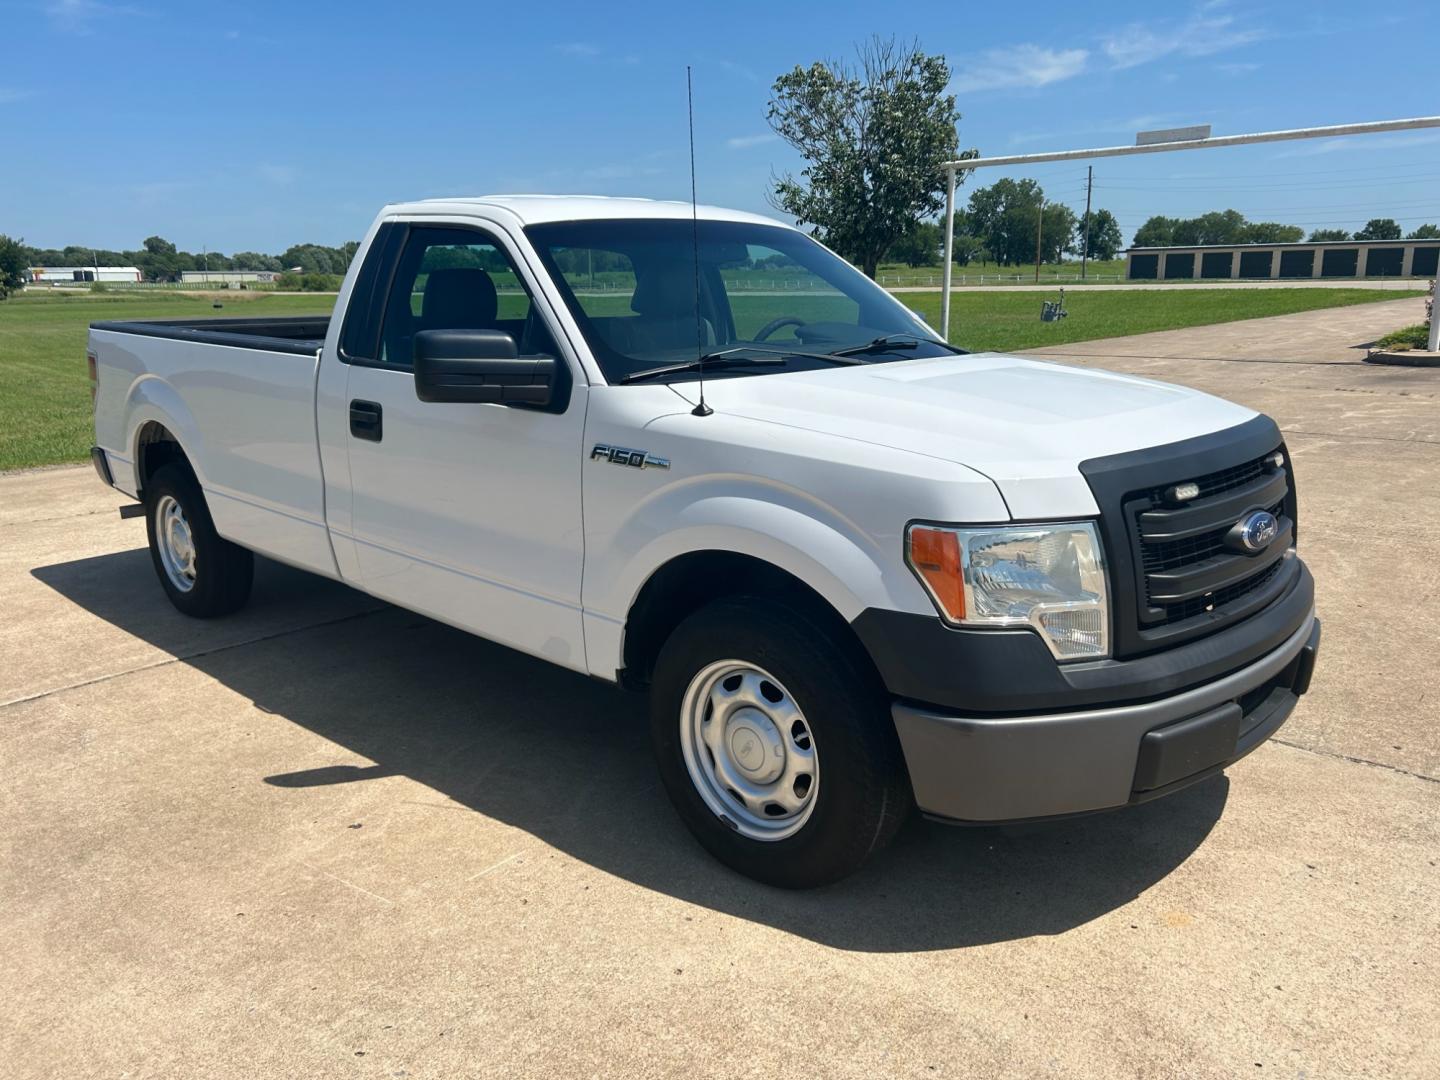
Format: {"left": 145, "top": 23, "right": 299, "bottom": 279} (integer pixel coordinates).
{"left": 590, "top": 444, "right": 670, "bottom": 470}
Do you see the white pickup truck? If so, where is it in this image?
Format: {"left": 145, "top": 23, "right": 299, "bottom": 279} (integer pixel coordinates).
{"left": 89, "top": 195, "right": 1320, "bottom": 886}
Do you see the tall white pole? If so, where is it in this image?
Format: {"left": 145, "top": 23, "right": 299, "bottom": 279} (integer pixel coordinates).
{"left": 1428, "top": 280, "right": 1439, "bottom": 352}
{"left": 941, "top": 166, "right": 956, "bottom": 340}
{"left": 939, "top": 116, "right": 1440, "bottom": 173}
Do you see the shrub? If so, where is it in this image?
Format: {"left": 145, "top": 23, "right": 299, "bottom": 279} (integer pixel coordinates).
{"left": 1376, "top": 325, "right": 1429, "bottom": 351}
{"left": 90, "top": 281, "right": 109, "bottom": 294}
{"left": 276, "top": 271, "right": 343, "bottom": 292}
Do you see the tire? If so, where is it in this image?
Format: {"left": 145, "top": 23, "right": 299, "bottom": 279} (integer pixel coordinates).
{"left": 144, "top": 462, "right": 253, "bottom": 618}
{"left": 650, "top": 596, "right": 912, "bottom": 888}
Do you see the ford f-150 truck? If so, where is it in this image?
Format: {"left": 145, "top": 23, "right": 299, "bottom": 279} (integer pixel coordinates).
{"left": 88, "top": 196, "right": 1320, "bottom": 887}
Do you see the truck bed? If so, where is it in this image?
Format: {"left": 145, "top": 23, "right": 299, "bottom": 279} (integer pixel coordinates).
{"left": 89, "top": 315, "right": 330, "bottom": 356}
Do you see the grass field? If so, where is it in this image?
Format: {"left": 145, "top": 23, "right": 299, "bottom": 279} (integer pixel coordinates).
{"left": 0, "top": 285, "right": 1422, "bottom": 471}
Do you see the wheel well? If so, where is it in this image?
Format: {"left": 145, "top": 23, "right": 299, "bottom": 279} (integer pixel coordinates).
{"left": 134, "top": 422, "right": 189, "bottom": 496}
{"left": 620, "top": 551, "right": 876, "bottom": 690}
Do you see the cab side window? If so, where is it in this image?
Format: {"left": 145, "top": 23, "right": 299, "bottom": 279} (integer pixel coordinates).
{"left": 377, "top": 226, "right": 559, "bottom": 368}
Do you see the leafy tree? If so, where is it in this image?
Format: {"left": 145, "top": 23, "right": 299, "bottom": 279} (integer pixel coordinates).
{"left": 965, "top": 178, "right": 1043, "bottom": 265}
{"left": 1039, "top": 203, "right": 1077, "bottom": 263}
{"left": 950, "top": 231, "right": 987, "bottom": 266}
{"left": 1308, "top": 228, "right": 1351, "bottom": 242}
{"left": 890, "top": 221, "right": 943, "bottom": 267}
{"left": 232, "top": 251, "right": 283, "bottom": 271}
{"left": 1133, "top": 215, "right": 1178, "bottom": 247}
{"left": 1240, "top": 222, "right": 1304, "bottom": 244}
{"left": 1406, "top": 224, "right": 1440, "bottom": 239}
{"left": 767, "top": 36, "right": 964, "bottom": 278}
{"left": 0, "top": 235, "right": 27, "bottom": 298}
{"left": 1173, "top": 210, "right": 1246, "bottom": 246}
{"left": 1355, "top": 218, "right": 1401, "bottom": 241}
{"left": 143, "top": 235, "right": 177, "bottom": 256}
{"left": 1076, "top": 208, "right": 1122, "bottom": 260}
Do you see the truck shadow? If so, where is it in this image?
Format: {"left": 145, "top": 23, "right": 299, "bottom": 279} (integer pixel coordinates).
{"left": 33, "top": 550, "right": 1229, "bottom": 954}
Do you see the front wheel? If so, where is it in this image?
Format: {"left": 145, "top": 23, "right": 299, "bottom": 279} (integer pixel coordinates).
{"left": 650, "top": 597, "right": 912, "bottom": 888}
{"left": 144, "top": 462, "right": 254, "bottom": 618}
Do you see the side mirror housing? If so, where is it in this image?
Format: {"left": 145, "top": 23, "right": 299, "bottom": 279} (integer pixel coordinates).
{"left": 413, "top": 329, "right": 555, "bottom": 406}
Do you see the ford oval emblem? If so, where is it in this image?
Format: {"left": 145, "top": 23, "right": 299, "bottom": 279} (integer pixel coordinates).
{"left": 1237, "top": 510, "right": 1278, "bottom": 552}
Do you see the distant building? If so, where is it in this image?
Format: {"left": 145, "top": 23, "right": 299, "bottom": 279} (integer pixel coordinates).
{"left": 179, "top": 269, "right": 282, "bottom": 286}
{"left": 27, "top": 266, "right": 142, "bottom": 284}
{"left": 1126, "top": 239, "right": 1440, "bottom": 281}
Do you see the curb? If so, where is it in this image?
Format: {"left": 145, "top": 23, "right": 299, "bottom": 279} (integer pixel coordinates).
{"left": 1364, "top": 348, "right": 1440, "bottom": 368}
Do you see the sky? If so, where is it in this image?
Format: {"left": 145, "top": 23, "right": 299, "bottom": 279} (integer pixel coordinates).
{"left": 2, "top": 0, "right": 1438, "bottom": 254}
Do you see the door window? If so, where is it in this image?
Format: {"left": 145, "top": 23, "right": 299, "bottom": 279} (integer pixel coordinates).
{"left": 377, "top": 227, "right": 558, "bottom": 368}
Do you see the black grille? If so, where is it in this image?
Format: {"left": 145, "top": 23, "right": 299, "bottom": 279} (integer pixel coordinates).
{"left": 1130, "top": 454, "right": 1294, "bottom": 629}
{"left": 1078, "top": 416, "right": 1301, "bottom": 659}
{"left": 1152, "top": 554, "right": 1286, "bottom": 624}
{"left": 1139, "top": 499, "right": 1286, "bottom": 575}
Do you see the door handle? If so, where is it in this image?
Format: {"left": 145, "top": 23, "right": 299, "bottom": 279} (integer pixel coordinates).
{"left": 349, "top": 399, "right": 383, "bottom": 441}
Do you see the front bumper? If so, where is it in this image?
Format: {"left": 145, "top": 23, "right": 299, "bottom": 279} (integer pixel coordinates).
{"left": 891, "top": 613, "right": 1320, "bottom": 823}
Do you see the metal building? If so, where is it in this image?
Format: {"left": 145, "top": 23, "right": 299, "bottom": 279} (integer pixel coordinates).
{"left": 1126, "top": 240, "right": 1440, "bottom": 281}
{"left": 178, "top": 270, "right": 281, "bottom": 286}
{"left": 27, "top": 266, "right": 143, "bottom": 284}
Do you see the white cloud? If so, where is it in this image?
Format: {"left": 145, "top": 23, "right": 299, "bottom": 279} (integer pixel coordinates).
{"left": 726, "top": 133, "right": 779, "bottom": 150}
{"left": 555, "top": 42, "right": 600, "bottom": 57}
{"left": 45, "top": 0, "right": 144, "bottom": 34}
{"left": 1102, "top": 3, "right": 1268, "bottom": 70}
{"left": 951, "top": 44, "right": 1089, "bottom": 93}
{"left": 1216, "top": 61, "right": 1260, "bottom": 75}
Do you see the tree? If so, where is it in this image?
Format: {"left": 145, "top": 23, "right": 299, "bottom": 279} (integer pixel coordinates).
{"left": 1406, "top": 224, "right": 1440, "bottom": 239}
{"left": 1240, "top": 222, "right": 1304, "bottom": 244}
{"left": 767, "top": 36, "right": 963, "bottom": 278}
{"left": 965, "top": 178, "right": 1044, "bottom": 265}
{"left": 1355, "top": 218, "right": 1401, "bottom": 241}
{"left": 1076, "top": 208, "right": 1122, "bottom": 260}
{"left": 1133, "top": 215, "right": 1178, "bottom": 248}
{"left": 889, "top": 221, "right": 943, "bottom": 267}
{"left": 0, "top": 235, "right": 27, "bottom": 298}
{"left": 1039, "top": 203, "right": 1077, "bottom": 264}
{"left": 1308, "top": 228, "right": 1351, "bottom": 242}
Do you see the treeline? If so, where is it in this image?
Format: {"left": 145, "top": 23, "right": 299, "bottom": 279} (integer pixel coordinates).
{"left": 18, "top": 235, "right": 360, "bottom": 281}
{"left": 882, "top": 178, "right": 1124, "bottom": 268}
{"left": 1133, "top": 212, "right": 1439, "bottom": 248}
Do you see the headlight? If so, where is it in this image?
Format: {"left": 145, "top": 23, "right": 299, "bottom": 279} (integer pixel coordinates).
{"left": 905, "top": 521, "right": 1109, "bottom": 660}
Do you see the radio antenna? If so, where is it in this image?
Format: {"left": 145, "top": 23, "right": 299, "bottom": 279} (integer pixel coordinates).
{"left": 686, "top": 65, "right": 712, "bottom": 417}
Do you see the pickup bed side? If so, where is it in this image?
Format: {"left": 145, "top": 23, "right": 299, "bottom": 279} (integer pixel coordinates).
{"left": 91, "top": 317, "right": 339, "bottom": 577}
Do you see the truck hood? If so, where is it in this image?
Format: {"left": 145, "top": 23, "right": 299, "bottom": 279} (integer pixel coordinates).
{"left": 688, "top": 353, "right": 1257, "bottom": 518}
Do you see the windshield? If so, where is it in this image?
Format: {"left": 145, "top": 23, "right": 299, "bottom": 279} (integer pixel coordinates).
{"left": 524, "top": 218, "right": 953, "bottom": 384}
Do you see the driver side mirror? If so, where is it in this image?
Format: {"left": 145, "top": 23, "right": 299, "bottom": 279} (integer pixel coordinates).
{"left": 413, "top": 329, "right": 555, "bottom": 406}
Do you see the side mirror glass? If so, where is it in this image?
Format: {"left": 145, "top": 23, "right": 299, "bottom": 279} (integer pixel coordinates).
{"left": 413, "top": 329, "right": 554, "bottom": 406}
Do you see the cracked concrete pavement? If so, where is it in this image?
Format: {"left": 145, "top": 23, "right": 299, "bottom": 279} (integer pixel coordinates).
{"left": 2, "top": 297, "right": 1437, "bottom": 1078}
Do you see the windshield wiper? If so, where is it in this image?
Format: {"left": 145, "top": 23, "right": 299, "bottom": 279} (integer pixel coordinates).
{"left": 830, "top": 333, "right": 967, "bottom": 358}
{"left": 619, "top": 345, "right": 863, "bottom": 385}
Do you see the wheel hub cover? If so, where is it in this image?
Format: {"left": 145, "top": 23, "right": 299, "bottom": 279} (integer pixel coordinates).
{"left": 725, "top": 708, "right": 784, "bottom": 784}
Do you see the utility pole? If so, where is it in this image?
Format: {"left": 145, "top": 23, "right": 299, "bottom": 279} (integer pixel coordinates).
{"left": 1080, "top": 165, "right": 1093, "bottom": 280}
{"left": 1034, "top": 201, "right": 1044, "bottom": 284}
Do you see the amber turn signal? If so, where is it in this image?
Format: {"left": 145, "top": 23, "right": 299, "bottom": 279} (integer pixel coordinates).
{"left": 906, "top": 526, "right": 965, "bottom": 622}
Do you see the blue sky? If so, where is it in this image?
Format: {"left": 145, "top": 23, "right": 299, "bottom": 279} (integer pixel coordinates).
{"left": 3, "top": 0, "right": 1437, "bottom": 253}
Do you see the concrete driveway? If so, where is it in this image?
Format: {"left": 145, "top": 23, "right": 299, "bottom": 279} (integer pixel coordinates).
{"left": 3, "top": 298, "right": 1437, "bottom": 1078}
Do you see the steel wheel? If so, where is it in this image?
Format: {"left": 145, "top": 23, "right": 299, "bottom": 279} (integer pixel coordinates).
{"left": 154, "top": 493, "right": 197, "bottom": 593}
{"left": 679, "top": 660, "right": 818, "bottom": 841}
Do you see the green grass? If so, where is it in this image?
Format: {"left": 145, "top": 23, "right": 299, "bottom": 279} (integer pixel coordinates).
{"left": 874, "top": 259, "right": 1129, "bottom": 286}
{"left": 910, "top": 286, "right": 1425, "bottom": 354}
{"left": 0, "top": 285, "right": 1423, "bottom": 471}
{"left": 0, "top": 291, "right": 331, "bottom": 472}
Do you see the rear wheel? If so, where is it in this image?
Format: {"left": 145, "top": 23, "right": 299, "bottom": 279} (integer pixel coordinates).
{"left": 144, "top": 462, "right": 253, "bottom": 618}
{"left": 650, "top": 597, "right": 911, "bottom": 888}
